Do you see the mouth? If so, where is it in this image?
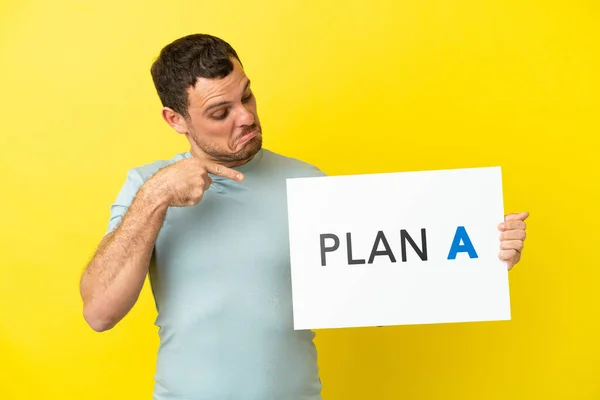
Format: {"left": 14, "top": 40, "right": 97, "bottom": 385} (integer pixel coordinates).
{"left": 237, "top": 126, "right": 259, "bottom": 146}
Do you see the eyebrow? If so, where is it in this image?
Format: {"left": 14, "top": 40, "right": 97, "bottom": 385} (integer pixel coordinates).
{"left": 204, "top": 79, "right": 251, "bottom": 114}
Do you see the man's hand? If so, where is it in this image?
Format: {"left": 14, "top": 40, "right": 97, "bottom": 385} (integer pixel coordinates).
{"left": 498, "top": 211, "right": 529, "bottom": 270}
{"left": 147, "top": 158, "right": 244, "bottom": 207}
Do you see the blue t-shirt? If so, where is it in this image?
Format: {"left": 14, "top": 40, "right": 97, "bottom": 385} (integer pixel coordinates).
{"left": 106, "top": 148, "right": 326, "bottom": 400}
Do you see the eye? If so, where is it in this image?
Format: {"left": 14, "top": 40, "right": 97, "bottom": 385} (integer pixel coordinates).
{"left": 212, "top": 109, "right": 229, "bottom": 120}
{"left": 242, "top": 92, "right": 253, "bottom": 103}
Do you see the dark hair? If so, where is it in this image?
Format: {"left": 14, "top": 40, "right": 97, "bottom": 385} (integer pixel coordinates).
{"left": 150, "top": 33, "right": 242, "bottom": 118}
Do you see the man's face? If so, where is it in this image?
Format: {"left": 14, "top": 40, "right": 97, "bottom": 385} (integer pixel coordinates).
{"left": 175, "top": 58, "right": 262, "bottom": 166}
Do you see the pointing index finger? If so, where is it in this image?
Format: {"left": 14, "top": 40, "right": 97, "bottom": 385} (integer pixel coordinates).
{"left": 205, "top": 162, "right": 244, "bottom": 182}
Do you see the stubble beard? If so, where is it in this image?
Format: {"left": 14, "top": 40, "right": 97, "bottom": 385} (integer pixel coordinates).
{"left": 190, "top": 127, "right": 263, "bottom": 164}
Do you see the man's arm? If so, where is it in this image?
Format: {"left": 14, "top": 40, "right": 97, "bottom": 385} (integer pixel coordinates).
{"left": 79, "top": 180, "right": 167, "bottom": 332}
{"left": 80, "top": 157, "right": 243, "bottom": 332}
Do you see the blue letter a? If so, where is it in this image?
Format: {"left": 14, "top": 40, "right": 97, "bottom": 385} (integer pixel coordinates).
{"left": 447, "top": 226, "right": 478, "bottom": 260}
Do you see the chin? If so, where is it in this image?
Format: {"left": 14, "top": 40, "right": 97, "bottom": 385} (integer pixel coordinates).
{"left": 241, "top": 136, "right": 262, "bottom": 156}
{"left": 227, "top": 136, "right": 261, "bottom": 162}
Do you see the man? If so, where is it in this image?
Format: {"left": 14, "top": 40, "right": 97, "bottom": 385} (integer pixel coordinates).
{"left": 79, "top": 33, "right": 529, "bottom": 399}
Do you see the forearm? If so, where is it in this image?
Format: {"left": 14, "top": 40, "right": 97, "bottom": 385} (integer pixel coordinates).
{"left": 80, "top": 182, "right": 168, "bottom": 331}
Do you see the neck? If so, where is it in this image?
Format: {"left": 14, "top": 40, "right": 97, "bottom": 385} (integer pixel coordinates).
{"left": 189, "top": 147, "right": 256, "bottom": 168}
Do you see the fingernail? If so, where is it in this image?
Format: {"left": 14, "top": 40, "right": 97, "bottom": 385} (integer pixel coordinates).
{"left": 236, "top": 173, "right": 242, "bottom": 180}
{"left": 499, "top": 223, "right": 505, "bottom": 230}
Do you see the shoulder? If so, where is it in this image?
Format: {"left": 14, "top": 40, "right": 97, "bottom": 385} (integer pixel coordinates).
{"left": 128, "top": 151, "right": 190, "bottom": 183}
{"left": 103, "top": 151, "right": 188, "bottom": 235}
{"left": 260, "top": 149, "right": 327, "bottom": 178}
{"left": 111, "top": 151, "right": 189, "bottom": 198}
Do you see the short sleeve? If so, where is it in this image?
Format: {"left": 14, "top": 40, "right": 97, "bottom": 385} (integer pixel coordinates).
{"left": 308, "top": 164, "right": 327, "bottom": 177}
{"left": 105, "top": 168, "right": 145, "bottom": 236}
{"left": 315, "top": 167, "right": 327, "bottom": 177}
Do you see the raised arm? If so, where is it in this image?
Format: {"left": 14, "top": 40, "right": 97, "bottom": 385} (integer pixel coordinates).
{"left": 79, "top": 157, "right": 243, "bottom": 332}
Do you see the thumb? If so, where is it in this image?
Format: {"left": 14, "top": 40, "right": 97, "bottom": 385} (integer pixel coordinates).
{"left": 505, "top": 211, "right": 530, "bottom": 221}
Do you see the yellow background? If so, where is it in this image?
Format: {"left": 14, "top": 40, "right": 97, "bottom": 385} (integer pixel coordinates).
{"left": 1, "top": 0, "right": 598, "bottom": 398}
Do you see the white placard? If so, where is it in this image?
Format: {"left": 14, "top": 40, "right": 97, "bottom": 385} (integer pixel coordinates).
{"left": 286, "top": 166, "right": 510, "bottom": 330}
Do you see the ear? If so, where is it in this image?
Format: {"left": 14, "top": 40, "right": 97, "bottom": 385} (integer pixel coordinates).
{"left": 161, "top": 107, "right": 189, "bottom": 134}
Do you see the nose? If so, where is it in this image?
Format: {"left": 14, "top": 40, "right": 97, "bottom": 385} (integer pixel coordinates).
{"left": 237, "top": 104, "right": 255, "bottom": 127}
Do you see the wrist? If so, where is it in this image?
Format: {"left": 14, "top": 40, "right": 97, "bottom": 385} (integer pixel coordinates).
{"left": 138, "top": 179, "right": 170, "bottom": 212}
